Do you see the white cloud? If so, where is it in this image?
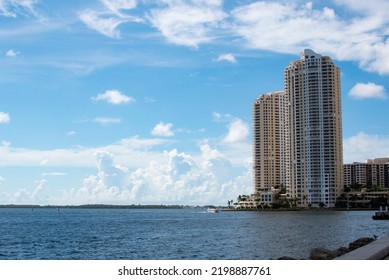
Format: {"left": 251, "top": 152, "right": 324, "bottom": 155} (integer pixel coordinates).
{"left": 78, "top": 0, "right": 142, "bottom": 38}
{"left": 215, "top": 53, "right": 237, "bottom": 63}
{"left": 92, "top": 89, "right": 135, "bottom": 105}
{"left": 94, "top": 117, "right": 122, "bottom": 125}
{"left": 231, "top": 2, "right": 343, "bottom": 52}
{"left": 349, "top": 82, "right": 387, "bottom": 100}
{"left": 101, "top": 0, "right": 137, "bottom": 17}
{"left": 31, "top": 179, "right": 47, "bottom": 202}
{"left": 5, "top": 49, "right": 19, "bottom": 57}
{"left": 230, "top": 1, "right": 389, "bottom": 74}
{"left": 0, "top": 176, "right": 4, "bottom": 183}
{"left": 6, "top": 189, "right": 30, "bottom": 204}
{"left": 147, "top": 0, "right": 226, "bottom": 48}
{"left": 0, "top": 136, "right": 252, "bottom": 205}
{"left": 151, "top": 122, "right": 174, "bottom": 137}
{"left": 66, "top": 131, "right": 76, "bottom": 136}
{"left": 79, "top": 9, "right": 128, "bottom": 38}
{"left": 0, "top": 136, "right": 169, "bottom": 168}
{"left": 64, "top": 143, "right": 251, "bottom": 205}
{"left": 73, "top": 1, "right": 389, "bottom": 74}
{"left": 223, "top": 118, "right": 249, "bottom": 143}
{"left": 343, "top": 132, "right": 389, "bottom": 163}
{"left": 4, "top": 179, "right": 47, "bottom": 204}
{"left": 0, "top": 0, "right": 40, "bottom": 18}
{"left": 0, "top": 112, "right": 10, "bottom": 124}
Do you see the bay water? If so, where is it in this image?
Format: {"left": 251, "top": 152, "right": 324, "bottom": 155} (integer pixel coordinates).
{"left": 0, "top": 208, "right": 388, "bottom": 260}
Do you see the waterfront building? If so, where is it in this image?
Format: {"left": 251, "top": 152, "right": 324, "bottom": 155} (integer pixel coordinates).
{"left": 343, "top": 158, "right": 389, "bottom": 189}
{"left": 285, "top": 49, "right": 343, "bottom": 207}
{"left": 252, "top": 49, "right": 343, "bottom": 208}
{"left": 252, "top": 91, "right": 288, "bottom": 201}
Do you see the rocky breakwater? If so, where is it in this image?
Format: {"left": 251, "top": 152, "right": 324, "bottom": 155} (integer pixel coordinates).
{"left": 277, "top": 237, "right": 375, "bottom": 260}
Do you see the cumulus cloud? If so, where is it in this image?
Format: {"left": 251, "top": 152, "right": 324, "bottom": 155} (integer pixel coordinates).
{"left": 223, "top": 118, "right": 250, "bottom": 143}
{"left": 92, "top": 89, "right": 135, "bottom": 105}
{"left": 4, "top": 179, "right": 48, "bottom": 205}
{"left": 343, "top": 132, "right": 389, "bottom": 163}
{"left": 68, "top": 143, "right": 251, "bottom": 205}
{"left": 151, "top": 122, "right": 174, "bottom": 137}
{"left": 147, "top": 0, "right": 226, "bottom": 48}
{"left": 0, "top": 137, "right": 252, "bottom": 205}
{"left": 5, "top": 49, "right": 19, "bottom": 57}
{"left": 0, "top": 112, "right": 10, "bottom": 124}
{"left": 215, "top": 53, "right": 237, "bottom": 63}
{"left": 349, "top": 82, "right": 387, "bottom": 100}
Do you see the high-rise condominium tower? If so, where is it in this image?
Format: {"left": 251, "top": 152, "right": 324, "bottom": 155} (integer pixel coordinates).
{"left": 253, "top": 49, "right": 343, "bottom": 208}
{"left": 285, "top": 49, "right": 343, "bottom": 207}
{"left": 253, "top": 91, "right": 289, "bottom": 196}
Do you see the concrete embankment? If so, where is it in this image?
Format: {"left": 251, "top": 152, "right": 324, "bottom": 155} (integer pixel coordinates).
{"left": 335, "top": 236, "right": 389, "bottom": 260}
{"left": 277, "top": 236, "right": 389, "bottom": 260}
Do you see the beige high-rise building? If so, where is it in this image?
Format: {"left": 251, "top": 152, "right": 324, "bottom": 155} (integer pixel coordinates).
{"left": 285, "top": 49, "right": 343, "bottom": 207}
{"left": 253, "top": 91, "right": 289, "bottom": 198}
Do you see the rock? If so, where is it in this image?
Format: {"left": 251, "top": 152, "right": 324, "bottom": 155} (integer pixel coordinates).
{"left": 309, "top": 247, "right": 335, "bottom": 260}
{"left": 277, "top": 256, "right": 296, "bottom": 260}
{"left": 348, "top": 237, "right": 374, "bottom": 251}
{"left": 276, "top": 236, "right": 377, "bottom": 260}
{"left": 332, "top": 246, "right": 350, "bottom": 257}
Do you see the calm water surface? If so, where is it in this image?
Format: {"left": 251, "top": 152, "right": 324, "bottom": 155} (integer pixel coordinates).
{"left": 0, "top": 208, "right": 388, "bottom": 259}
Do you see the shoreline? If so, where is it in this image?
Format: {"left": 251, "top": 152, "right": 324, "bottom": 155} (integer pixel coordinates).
{"left": 0, "top": 204, "right": 184, "bottom": 209}
{"left": 221, "top": 207, "right": 380, "bottom": 212}
{"left": 0, "top": 204, "right": 382, "bottom": 211}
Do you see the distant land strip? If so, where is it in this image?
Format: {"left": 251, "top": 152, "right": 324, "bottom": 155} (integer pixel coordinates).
{"left": 0, "top": 204, "right": 185, "bottom": 209}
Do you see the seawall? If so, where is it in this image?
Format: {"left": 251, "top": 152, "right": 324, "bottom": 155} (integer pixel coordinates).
{"left": 335, "top": 236, "right": 389, "bottom": 260}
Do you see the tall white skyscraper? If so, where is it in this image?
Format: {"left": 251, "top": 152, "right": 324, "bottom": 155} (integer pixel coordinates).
{"left": 285, "top": 49, "right": 343, "bottom": 207}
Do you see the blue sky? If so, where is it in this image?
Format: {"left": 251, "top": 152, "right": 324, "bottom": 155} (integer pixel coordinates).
{"left": 0, "top": 0, "right": 388, "bottom": 205}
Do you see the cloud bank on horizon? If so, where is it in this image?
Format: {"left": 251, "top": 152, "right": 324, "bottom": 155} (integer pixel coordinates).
{"left": 0, "top": 0, "right": 388, "bottom": 205}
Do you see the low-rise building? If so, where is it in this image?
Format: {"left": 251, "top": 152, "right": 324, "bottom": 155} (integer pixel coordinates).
{"left": 344, "top": 158, "right": 389, "bottom": 189}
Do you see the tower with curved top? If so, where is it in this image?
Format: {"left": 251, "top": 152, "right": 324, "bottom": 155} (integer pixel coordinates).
{"left": 284, "top": 49, "right": 343, "bottom": 207}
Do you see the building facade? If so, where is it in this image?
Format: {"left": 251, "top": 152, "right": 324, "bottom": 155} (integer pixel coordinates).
{"left": 252, "top": 91, "right": 289, "bottom": 201}
{"left": 285, "top": 49, "right": 343, "bottom": 207}
{"left": 344, "top": 158, "right": 389, "bottom": 189}
{"left": 253, "top": 49, "right": 343, "bottom": 208}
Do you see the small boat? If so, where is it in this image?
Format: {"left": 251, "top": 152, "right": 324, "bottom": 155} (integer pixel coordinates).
{"left": 207, "top": 207, "right": 219, "bottom": 213}
{"left": 372, "top": 206, "right": 389, "bottom": 220}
